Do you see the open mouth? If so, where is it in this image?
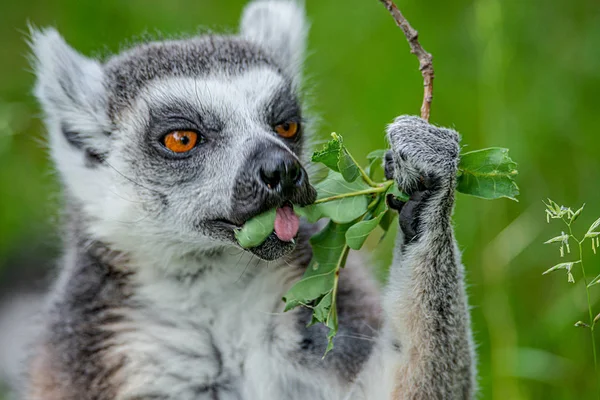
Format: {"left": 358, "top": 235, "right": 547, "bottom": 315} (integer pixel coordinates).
{"left": 212, "top": 202, "right": 300, "bottom": 243}
{"left": 207, "top": 180, "right": 316, "bottom": 260}
{"left": 273, "top": 203, "right": 299, "bottom": 242}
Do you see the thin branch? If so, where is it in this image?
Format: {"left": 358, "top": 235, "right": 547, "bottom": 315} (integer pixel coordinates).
{"left": 379, "top": 0, "right": 434, "bottom": 121}
{"left": 313, "top": 183, "right": 390, "bottom": 204}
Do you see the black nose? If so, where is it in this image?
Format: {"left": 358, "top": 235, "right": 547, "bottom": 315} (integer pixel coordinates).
{"left": 258, "top": 150, "right": 303, "bottom": 192}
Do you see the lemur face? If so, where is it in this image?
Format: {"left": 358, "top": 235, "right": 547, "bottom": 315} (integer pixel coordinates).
{"left": 31, "top": 1, "right": 315, "bottom": 263}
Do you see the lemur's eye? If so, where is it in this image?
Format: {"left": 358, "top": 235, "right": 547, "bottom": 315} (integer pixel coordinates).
{"left": 162, "top": 130, "right": 198, "bottom": 153}
{"left": 274, "top": 121, "right": 299, "bottom": 139}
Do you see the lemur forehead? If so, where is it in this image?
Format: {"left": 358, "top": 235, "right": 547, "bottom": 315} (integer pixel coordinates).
{"left": 135, "top": 70, "right": 294, "bottom": 128}
{"left": 104, "top": 35, "right": 284, "bottom": 121}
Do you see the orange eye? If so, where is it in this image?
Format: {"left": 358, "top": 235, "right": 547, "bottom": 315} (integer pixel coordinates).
{"left": 162, "top": 130, "right": 198, "bottom": 153}
{"left": 275, "top": 121, "right": 299, "bottom": 139}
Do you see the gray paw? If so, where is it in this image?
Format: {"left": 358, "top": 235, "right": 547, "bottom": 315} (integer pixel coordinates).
{"left": 385, "top": 115, "right": 460, "bottom": 194}
{"left": 384, "top": 116, "right": 460, "bottom": 242}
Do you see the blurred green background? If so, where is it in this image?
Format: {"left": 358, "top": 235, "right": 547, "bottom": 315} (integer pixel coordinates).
{"left": 1, "top": 0, "right": 600, "bottom": 398}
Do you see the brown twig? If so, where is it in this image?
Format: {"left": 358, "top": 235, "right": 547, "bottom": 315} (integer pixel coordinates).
{"left": 379, "top": 0, "right": 434, "bottom": 121}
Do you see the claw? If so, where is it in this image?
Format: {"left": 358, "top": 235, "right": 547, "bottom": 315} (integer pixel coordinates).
{"left": 386, "top": 193, "right": 406, "bottom": 212}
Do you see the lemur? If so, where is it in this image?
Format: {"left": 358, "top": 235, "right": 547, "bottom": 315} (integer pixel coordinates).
{"left": 16, "top": 0, "right": 476, "bottom": 398}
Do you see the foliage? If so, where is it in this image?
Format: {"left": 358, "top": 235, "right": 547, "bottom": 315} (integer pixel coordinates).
{"left": 238, "top": 133, "right": 518, "bottom": 354}
{"left": 457, "top": 148, "right": 519, "bottom": 201}
{"left": 234, "top": 209, "right": 277, "bottom": 248}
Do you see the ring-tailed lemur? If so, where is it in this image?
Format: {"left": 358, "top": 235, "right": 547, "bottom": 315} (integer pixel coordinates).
{"left": 18, "top": 1, "right": 476, "bottom": 398}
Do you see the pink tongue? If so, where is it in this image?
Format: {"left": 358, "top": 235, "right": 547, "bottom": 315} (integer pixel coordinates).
{"left": 274, "top": 206, "right": 300, "bottom": 242}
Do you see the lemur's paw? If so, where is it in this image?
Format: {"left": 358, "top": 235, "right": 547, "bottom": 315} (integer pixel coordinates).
{"left": 384, "top": 116, "right": 460, "bottom": 241}
{"left": 385, "top": 115, "right": 460, "bottom": 194}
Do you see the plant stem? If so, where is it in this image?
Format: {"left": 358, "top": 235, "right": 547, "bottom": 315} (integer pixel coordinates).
{"left": 568, "top": 222, "right": 598, "bottom": 376}
{"left": 378, "top": 0, "right": 434, "bottom": 121}
{"left": 314, "top": 181, "right": 394, "bottom": 204}
{"left": 348, "top": 151, "right": 378, "bottom": 187}
{"left": 580, "top": 241, "right": 598, "bottom": 371}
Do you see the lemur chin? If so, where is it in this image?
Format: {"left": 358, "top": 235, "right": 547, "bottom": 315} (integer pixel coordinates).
{"left": 2, "top": 1, "right": 476, "bottom": 399}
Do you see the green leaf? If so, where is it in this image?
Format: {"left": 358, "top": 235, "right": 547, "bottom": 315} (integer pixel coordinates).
{"left": 324, "top": 304, "right": 338, "bottom": 355}
{"left": 457, "top": 148, "right": 519, "bottom": 201}
{"left": 282, "top": 272, "right": 336, "bottom": 312}
{"left": 283, "top": 221, "right": 351, "bottom": 354}
{"left": 311, "top": 291, "right": 333, "bottom": 325}
{"left": 313, "top": 171, "right": 370, "bottom": 223}
{"left": 345, "top": 200, "right": 389, "bottom": 250}
{"left": 294, "top": 205, "right": 323, "bottom": 224}
{"left": 311, "top": 136, "right": 341, "bottom": 172}
{"left": 312, "top": 133, "right": 359, "bottom": 183}
{"left": 346, "top": 217, "right": 381, "bottom": 250}
{"left": 308, "top": 288, "right": 339, "bottom": 355}
{"left": 365, "top": 149, "right": 386, "bottom": 179}
{"left": 283, "top": 222, "right": 350, "bottom": 309}
{"left": 367, "top": 149, "right": 387, "bottom": 163}
{"left": 365, "top": 158, "right": 380, "bottom": 180}
{"left": 378, "top": 209, "right": 396, "bottom": 232}
{"left": 338, "top": 148, "right": 360, "bottom": 182}
{"left": 375, "top": 192, "right": 398, "bottom": 240}
{"left": 234, "top": 209, "right": 276, "bottom": 248}
{"left": 308, "top": 164, "right": 330, "bottom": 185}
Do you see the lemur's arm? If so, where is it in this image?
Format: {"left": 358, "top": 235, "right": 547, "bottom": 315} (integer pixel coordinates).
{"left": 361, "top": 116, "right": 476, "bottom": 399}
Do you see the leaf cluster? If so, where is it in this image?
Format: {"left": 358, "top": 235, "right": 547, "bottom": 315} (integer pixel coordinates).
{"left": 236, "top": 133, "right": 519, "bottom": 354}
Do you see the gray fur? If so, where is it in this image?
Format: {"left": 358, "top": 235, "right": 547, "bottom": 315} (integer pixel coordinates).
{"left": 383, "top": 116, "right": 476, "bottom": 398}
{"left": 8, "top": 1, "right": 476, "bottom": 399}
{"left": 104, "top": 36, "right": 280, "bottom": 121}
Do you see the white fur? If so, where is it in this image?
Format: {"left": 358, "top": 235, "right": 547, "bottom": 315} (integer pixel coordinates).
{"left": 0, "top": 293, "right": 43, "bottom": 396}
{"left": 30, "top": 28, "right": 113, "bottom": 219}
{"left": 88, "top": 71, "right": 300, "bottom": 275}
{"left": 108, "top": 253, "right": 362, "bottom": 400}
{"left": 30, "top": 28, "right": 109, "bottom": 139}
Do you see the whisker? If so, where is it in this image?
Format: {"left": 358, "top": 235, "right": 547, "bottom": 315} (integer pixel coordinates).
{"left": 235, "top": 253, "right": 255, "bottom": 284}
{"left": 106, "top": 186, "right": 148, "bottom": 204}
{"left": 111, "top": 213, "right": 152, "bottom": 225}
{"left": 104, "top": 160, "right": 162, "bottom": 195}
{"left": 334, "top": 333, "right": 377, "bottom": 343}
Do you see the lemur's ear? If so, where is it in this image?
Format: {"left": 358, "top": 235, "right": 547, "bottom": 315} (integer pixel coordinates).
{"left": 240, "top": 0, "right": 308, "bottom": 81}
{"left": 30, "top": 28, "right": 110, "bottom": 161}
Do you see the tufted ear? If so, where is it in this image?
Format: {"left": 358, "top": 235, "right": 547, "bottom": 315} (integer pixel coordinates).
{"left": 30, "top": 28, "right": 110, "bottom": 164}
{"left": 240, "top": 0, "right": 309, "bottom": 82}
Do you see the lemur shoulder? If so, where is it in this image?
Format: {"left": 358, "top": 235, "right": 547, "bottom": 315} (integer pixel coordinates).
{"left": 22, "top": 1, "right": 476, "bottom": 399}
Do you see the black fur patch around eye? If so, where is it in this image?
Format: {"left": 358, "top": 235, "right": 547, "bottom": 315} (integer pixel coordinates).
{"left": 147, "top": 101, "right": 223, "bottom": 143}
{"left": 267, "top": 84, "right": 301, "bottom": 126}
